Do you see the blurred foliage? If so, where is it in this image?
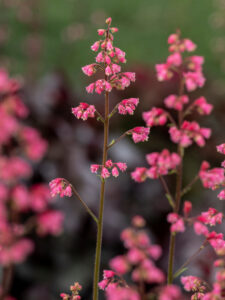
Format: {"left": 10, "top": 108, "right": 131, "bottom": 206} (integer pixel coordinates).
{"left": 0, "top": 0, "right": 221, "bottom": 86}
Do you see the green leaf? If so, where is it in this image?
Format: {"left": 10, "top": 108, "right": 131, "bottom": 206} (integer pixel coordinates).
{"left": 166, "top": 193, "right": 175, "bottom": 209}
{"left": 173, "top": 267, "right": 188, "bottom": 279}
{"left": 108, "top": 139, "right": 115, "bottom": 147}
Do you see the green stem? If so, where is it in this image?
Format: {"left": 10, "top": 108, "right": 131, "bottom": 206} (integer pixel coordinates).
{"left": 167, "top": 78, "right": 185, "bottom": 284}
{"left": 93, "top": 89, "right": 109, "bottom": 300}
{"left": 0, "top": 265, "right": 14, "bottom": 300}
{"left": 173, "top": 240, "right": 208, "bottom": 279}
{"left": 70, "top": 184, "right": 98, "bottom": 224}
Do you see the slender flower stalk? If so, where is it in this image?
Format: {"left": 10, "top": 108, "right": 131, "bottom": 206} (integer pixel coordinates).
{"left": 132, "top": 31, "right": 216, "bottom": 290}
{"left": 52, "top": 17, "right": 149, "bottom": 300}
{"left": 167, "top": 77, "right": 185, "bottom": 284}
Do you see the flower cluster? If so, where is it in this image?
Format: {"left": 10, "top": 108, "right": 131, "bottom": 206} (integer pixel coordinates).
{"left": 169, "top": 121, "right": 211, "bottom": 148}
{"left": 127, "top": 127, "right": 150, "bottom": 143}
{"left": 0, "top": 70, "right": 64, "bottom": 269}
{"left": 156, "top": 32, "right": 205, "bottom": 92}
{"left": 82, "top": 17, "right": 135, "bottom": 94}
{"left": 49, "top": 178, "right": 72, "bottom": 198}
{"left": 181, "top": 276, "right": 206, "bottom": 299}
{"left": 108, "top": 216, "right": 165, "bottom": 284}
{"left": 72, "top": 102, "right": 96, "bottom": 121}
{"left": 131, "top": 149, "right": 180, "bottom": 181}
{"left": 142, "top": 107, "right": 167, "bottom": 127}
{"left": 117, "top": 98, "right": 139, "bottom": 115}
{"left": 91, "top": 160, "right": 127, "bottom": 179}
{"left": 98, "top": 217, "right": 186, "bottom": 299}
{"left": 60, "top": 282, "right": 82, "bottom": 300}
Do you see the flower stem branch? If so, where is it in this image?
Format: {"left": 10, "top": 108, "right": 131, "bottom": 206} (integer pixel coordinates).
{"left": 95, "top": 110, "right": 104, "bottom": 123}
{"left": 65, "top": 180, "right": 98, "bottom": 224}
{"left": 173, "top": 240, "right": 208, "bottom": 279}
{"left": 181, "top": 174, "right": 199, "bottom": 197}
{"left": 107, "top": 131, "right": 127, "bottom": 150}
{"left": 159, "top": 176, "right": 175, "bottom": 209}
{"left": 108, "top": 104, "right": 118, "bottom": 119}
{"left": 0, "top": 265, "right": 14, "bottom": 300}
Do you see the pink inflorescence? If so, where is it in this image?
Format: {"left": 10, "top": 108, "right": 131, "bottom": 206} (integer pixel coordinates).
{"left": 169, "top": 121, "right": 211, "bottom": 148}
{"left": 60, "top": 282, "right": 82, "bottom": 300}
{"left": 91, "top": 160, "right": 127, "bottom": 179}
{"left": 82, "top": 17, "right": 136, "bottom": 94}
{"left": 107, "top": 216, "right": 165, "bottom": 285}
{"left": 72, "top": 102, "right": 96, "bottom": 121}
{"left": 142, "top": 107, "right": 167, "bottom": 127}
{"left": 156, "top": 32, "right": 205, "bottom": 92}
{"left": 118, "top": 98, "right": 139, "bottom": 115}
{"left": 0, "top": 69, "right": 64, "bottom": 268}
{"left": 131, "top": 149, "right": 180, "bottom": 182}
{"left": 127, "top": 127, "right": 150, "bottom": 143}
{"left": 49, "top": 178, "right": 72, "bottom": 198}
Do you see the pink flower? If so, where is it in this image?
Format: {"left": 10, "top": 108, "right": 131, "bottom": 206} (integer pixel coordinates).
{"left": 116, "top": 162, "right": 127, "bottom": 172}
{"left": 155, "top": 63, "right": 173, "bottom": 81}
{"left": 0, "top": 157, "right": 32, "bottom": 181}
{"left": 199, "top": 161, "right": 224, "bottom": 189}
{"left": 111, "top": 64, "right": 121, "bottom": 74}
{"left": 132, "top": 215, "right": 146, "bottom": 228}
{"left": 118, "top": 98, "right": 139, "bottom": 115}
{"left": 131, "top": 167, "right": 147, "bottom": 182}
{"left": 193, "top": 97, "right": 213, "bottom": 115}
{"left": 199, "top": 208, "right": 223, "bottom": 226}
{"left": 188, "top": 56, "right": 204, "bottom": 71}
{"left": 106, "top": 286, "right": 140, "bottom": 300}
{"left": 159, "top": 285, "right": 182, "bottom": 300}
{"left": 91, "top": 41, "right": 100, "bottom": 52}
{"left": 86, "top": 83, "right": 95, "bottom": 93}
{"left": 109, "top": 255, "right": 130, "bottom": 275}
{"left": 169, "top": 121, "right": 211, "bottom": 148}
{"left": 183, "top": 201, "right": 192, "bottom": 217}
{"left": 30, "top": 184, "right": 51, "bottom": 212}
{"left": 167, "top": 52, "right": 182, "bottom": 67}
{"left": 193, "top": 221, "right": 209, "bottom": 236}
{"left": 217, "top": 189, "right": 225, "bottom": 200}
{"left": 98, "top": 279, "right": 108, "bottom": 290}
{"left": 112, "top": 167, "right": 119, "bottom": 177}
{"left": 0, "top": 238, "right": 34, "bottom": 265}
{"left": 82, "top": 64, "right": 96, "bottom": 76}
{"left": 72, "top": 103, "right": 96, "bottom": 121}
{"left": 184, "top": 71, "right": 205, "bottom": 91}
{"left": 142, "top": 107, "right": 167, "bottom": 126}
{"left": 91, "top": 162, "right": 127, "bottom": 179}
{"left": 168, "top": 33, "right": 179, "bottom": 44}
{"left": 94, "top": 79, "right": 112, "bottom": 94}
{"left": 123, "top": 72, "right": 135, "bottom": 82}
{"left": 49, "top": 178, "right": 72, "bottom": 198}
{"left": 11, "top": 185, "right": 30, "bottom": 212}
{"left": 217, "top": 143, "right": 225, "bottom": 155}
{"left": 167, "top": 213, "right": 185, "bottom": 233}
{"left": 145, "top": 149, "right": 181, "bottom": 179}
{"left": 115, "top": 47, "right": 126, "bottom": 63}
{"left": 97, "top": 29, "right": 105, "bottom": 36}
{"left": 103, "top": 270, "right": 115, "bottom": 279}
{"left": 129, "top": 127, "right": 150, "bottom": 143}
{"left": 105, "top": 66, "right": 112, "bottom": 76}
{"left": 184, "top": 39, "right": 196, "bottom": 52}
{"left": 101, "top": 167, "right": 110, "bottom": 179}
{"left": 37, "top": 210, "right": 64, "bottom": 236}
{"left": 164, "top": 94, "right": 189, "bottom": 111}
{"left": 181, "top": 276, "right": 203, "bottom": 292}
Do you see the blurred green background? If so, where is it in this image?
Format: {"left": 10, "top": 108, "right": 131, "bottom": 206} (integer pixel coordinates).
{"left": 0, "top": 0, "right": 223, "bottom": 86}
